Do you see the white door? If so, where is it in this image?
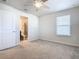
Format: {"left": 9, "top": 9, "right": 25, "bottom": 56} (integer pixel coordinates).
{"left": 0, "top": 11, "right": 19, "bottom": 50}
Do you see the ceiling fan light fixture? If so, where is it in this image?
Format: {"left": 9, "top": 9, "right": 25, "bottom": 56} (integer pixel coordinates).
{"left": 34, "top": 0, "right": 43, "bottom": 8}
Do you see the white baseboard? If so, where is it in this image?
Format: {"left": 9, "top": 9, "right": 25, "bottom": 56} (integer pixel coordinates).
{"left": 40, "top": 38, "right": 79, "bottom": 47}
{"left": 28, "top": 39, "right": 39, "bottom": 41}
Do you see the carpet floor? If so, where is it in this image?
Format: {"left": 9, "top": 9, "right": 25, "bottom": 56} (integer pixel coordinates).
{"left": 0, "top": 40, "right": 79, "bottom": 59}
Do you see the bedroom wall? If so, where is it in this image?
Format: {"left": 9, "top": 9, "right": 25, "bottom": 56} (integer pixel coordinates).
{"left": 0, "top": 3, "right": 39, "bottom": 50}
{"left": 39, "top": 6, "right": 79, "bottom": 46}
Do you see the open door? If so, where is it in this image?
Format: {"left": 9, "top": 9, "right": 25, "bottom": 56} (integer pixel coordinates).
{"left": 20, "top": 16, "right": 28, "bottom": 41}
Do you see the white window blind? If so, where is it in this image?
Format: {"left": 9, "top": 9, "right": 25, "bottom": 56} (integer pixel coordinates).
{"left": 56, "top": 15, "right": 71, "bottom": 36}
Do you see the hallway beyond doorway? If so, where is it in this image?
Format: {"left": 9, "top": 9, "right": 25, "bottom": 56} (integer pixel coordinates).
{"left": 20, "top": 16, "right": 28, "bottom": 41}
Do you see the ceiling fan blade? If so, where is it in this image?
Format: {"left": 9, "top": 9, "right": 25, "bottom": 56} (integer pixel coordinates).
{"left": 24, "top": 3, "right": 33, "bottom": 6}
{"left": 2, "top": 0, "right": 7, "bottom": 2}
{"left": 42, "top": 4, "right": 49, "bottom": 9}
{"left": 42, "top": 0, "right": 48, "bottom": 2}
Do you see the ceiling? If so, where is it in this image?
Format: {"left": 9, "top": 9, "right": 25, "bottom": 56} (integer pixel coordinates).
{"left": 1, "top": 0, "right": 79, "bottom": 16}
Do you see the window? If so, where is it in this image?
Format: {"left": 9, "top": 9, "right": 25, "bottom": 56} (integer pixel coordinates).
{"left": 56, "top": 15, "right": 71, "bottom": 36}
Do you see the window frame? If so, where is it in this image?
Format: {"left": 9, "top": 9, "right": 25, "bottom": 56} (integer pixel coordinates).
{"left": 56, "top": 15, "right": 71, "bottom": 36}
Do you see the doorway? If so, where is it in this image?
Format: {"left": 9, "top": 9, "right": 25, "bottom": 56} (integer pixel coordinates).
{"left": 20, "top": 16, "right": 28, "bottom": 42}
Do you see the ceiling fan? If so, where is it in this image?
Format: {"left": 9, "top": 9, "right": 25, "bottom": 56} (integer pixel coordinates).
{"left": 24, "top": 0, "right": 48, "bottom": 11}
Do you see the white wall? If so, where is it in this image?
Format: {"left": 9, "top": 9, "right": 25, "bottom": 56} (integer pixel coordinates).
{"left": 0, "top": 3, "right": 39, "bottom": 50}
{"left": 39, "top": 7, "right": 79, "bottom": 46}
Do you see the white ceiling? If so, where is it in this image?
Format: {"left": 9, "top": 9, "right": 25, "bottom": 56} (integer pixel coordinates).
{"left": 1, "top": 0, "right": 79, "bottom": 16}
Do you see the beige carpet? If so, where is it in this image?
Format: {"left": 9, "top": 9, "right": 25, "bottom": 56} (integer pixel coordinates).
{"left": 0, "top": 40, "right": 79, "bottom": 59}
